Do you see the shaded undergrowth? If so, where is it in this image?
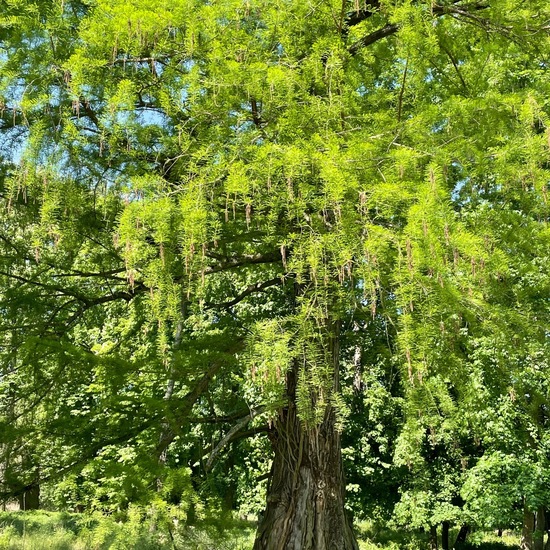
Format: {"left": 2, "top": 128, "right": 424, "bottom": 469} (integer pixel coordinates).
{"left": 355, "top": 520, "right": 519, "bottom": 550}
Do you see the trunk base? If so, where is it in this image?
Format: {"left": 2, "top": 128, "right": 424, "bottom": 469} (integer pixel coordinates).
{"left": 253, "top": 406, "right": 357, "bottom": 550}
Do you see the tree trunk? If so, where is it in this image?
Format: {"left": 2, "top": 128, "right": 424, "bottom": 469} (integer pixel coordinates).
{"left": 534, "top": 507, "right": 545, "bottom": 550}
{"left": 18, "top": 484, "right": 39, "bottom": 510}
{"left": 429, "top": 525, "right": 438, "bottom": 550}
{"left": 441, "top": 521, "right": 449, "bottom": 550}
{"left": 522, "top": 500, "right": 535, "bottom": 550}
{"left": 454, "top": 524, "right": 470, "bottom": 548}
{"left": 255, "top": 401, "right": 356, "bottom": 550}
{"left": 254, "top": 314, "right": 358, "bottom": 550}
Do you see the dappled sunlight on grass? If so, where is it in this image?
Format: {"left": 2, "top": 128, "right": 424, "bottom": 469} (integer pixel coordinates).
{"left": 0, "top": 510, "right": 255, "bottom": 549}
{"left": 0, "top": 511, "right": 523, "bottom": 550}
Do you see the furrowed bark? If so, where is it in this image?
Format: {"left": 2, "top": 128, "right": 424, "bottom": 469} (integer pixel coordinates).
{"left": 254, "top": 315, "right": 358, "bottom": 550}
{"left": 253, "top": 388, "right": 357, "bottom": 548}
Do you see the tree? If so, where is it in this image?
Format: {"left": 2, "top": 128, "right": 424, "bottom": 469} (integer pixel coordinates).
{"left": 1, "top": 1, "right": 550, "bottom": 548}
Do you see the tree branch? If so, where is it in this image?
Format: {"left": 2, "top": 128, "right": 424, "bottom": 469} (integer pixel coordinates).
{"left": 204, "top": 277, "right": 282, "bottom": 309}
{"left": 349, "top": 2, "right": 490, "bottom": 54}
{"left": 187, "top": 408, "right": 259, "bottom": 424}
{"left": 50, "top": 268, "right": 127, "bottom": 280}
{"left": 155, "top": 341, "right": 245, "bottom": 458}
{"left": 349, "top": 23, "right": 399, "bottom": 53}
{"left": 204, "top": 250, "right": 283, "bottom": 275}
{"left": 0, "top": 269, "right": 145, "bottom": 307}
{"left": 205, "top": 407, "right": 267, "bottom": 472}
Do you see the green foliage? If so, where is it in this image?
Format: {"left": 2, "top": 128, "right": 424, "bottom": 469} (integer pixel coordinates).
{"left": 244, "top": 318, "right": 291, "bottom": 411}
{"left": 0, "top": 510, "right": 255, "bottom": 549}
{"left": 2, "top": 0, "right": 550, "bottom": 544}
{"left": 355, "top": 520, "right": 521, "bottom": 550}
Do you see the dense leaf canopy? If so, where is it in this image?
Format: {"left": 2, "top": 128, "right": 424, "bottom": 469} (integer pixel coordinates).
{"left": 1, "top": 0, "right": 550, "bottom": 547}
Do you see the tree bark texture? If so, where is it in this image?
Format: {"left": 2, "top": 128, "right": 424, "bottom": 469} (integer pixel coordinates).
{"left": 253, "top": 366, "right": 358, "bottom": 550}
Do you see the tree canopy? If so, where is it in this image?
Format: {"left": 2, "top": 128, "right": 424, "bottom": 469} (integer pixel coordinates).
{"left": 1, "top": 1, "right": 550, "bottom": 549}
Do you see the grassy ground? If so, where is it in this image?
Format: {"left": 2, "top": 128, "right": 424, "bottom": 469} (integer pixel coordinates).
{"left": 0, "top": 510, "right": 254, "bottom": 549}
{"left": 355, "top": 520, "right": 520, "bottom": 550}
{"left": 0, "top": 511, "right": 521, "bottom": 549}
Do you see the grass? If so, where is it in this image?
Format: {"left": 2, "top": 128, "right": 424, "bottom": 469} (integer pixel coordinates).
{"left": 355, "top": 520, "right": 520, "bottom": 550}
{"left": 0, "top": 510, "right": 254, "bottom": 549}
{"left": 462, "top": 529, "right": 521, "bottom": 550}
{"left": 0, "top": 511, "right": 521, "bottom": 549}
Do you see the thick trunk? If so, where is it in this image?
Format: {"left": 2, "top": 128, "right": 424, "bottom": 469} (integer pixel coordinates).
{"left": 441, "top": 521, "right": 449, "bottom": 550}
{"left": 254, "top": 353, "right": 357, "bottom": 550}
{"left": 522, "top": 500, "right": 535, "bottom": 550}
{"left": 254, "top": 285, "right": 356, "bottom": 550}
{"left": 253, "top": 403, "right": 357, "bottom": 550}
{"left": 534, "top": 507, "right": 545, "bottom": 550}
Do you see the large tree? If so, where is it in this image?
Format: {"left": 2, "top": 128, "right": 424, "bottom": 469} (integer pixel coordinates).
{"left": 1, "top": 1, "right": 550, "bottom": 548}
